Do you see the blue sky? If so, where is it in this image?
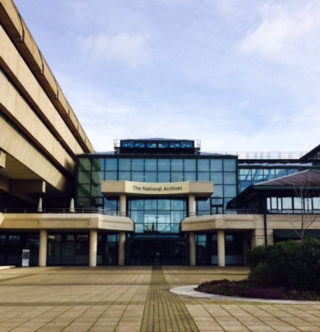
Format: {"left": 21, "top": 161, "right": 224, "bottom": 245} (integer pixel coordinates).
{"left": 14, "top": 0, "right": 320, "bottom": 153}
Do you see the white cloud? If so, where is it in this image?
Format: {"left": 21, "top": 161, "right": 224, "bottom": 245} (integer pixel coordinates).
{"left": 238, "top": 2, "right": 320, "bottom": 67}
{"left": 77, "top": 32, "right": 149, "bottom": 68}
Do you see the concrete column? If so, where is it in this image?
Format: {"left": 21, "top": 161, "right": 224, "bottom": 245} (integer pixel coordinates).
{"left": 120, "top": 194, "right": 127, "bottom": 217}
{"left": 89, "top": 230, "right": 98, "bottom": 267}
{"left": 118, "top": 232, "right": 126, "bottom": 266}
{"left": 189, "top": 232, "right": 196, "bottom": 266}
{"left": 217, "top": 230, "right": 225, "bottom": 267}
{"left": 188, "top": 194, "right": 196, "bottom": 216}
{"left": 38, "top": 229, "right": 47, "bottom": 267}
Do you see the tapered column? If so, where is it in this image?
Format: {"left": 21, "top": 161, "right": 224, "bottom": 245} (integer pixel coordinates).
{"left": 118, "top": 232, "right": 126, "bottom": 266}
{"left": 217, "top": 230, "right": 225, "bottom": 267}
{"left": 38, "top": 229, "right": 47, "bottom": 267}
{"left": 120, "top": 194, "right": 127, "bottom": 217}
{"left": 89, "top": 230, "right": 98, "bottom": 267}
{"left": 189, "top": 232, "right": 196, "bottom": 266}
{"left": 188, "top": 194, "right": 196, "bottom": 216}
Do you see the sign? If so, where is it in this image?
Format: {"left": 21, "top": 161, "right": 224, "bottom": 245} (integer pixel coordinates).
{"left": 21, "top": 249, "right": 30, "bottom": 267}
{"left": 125, "top": 181, "right": 190, "bottom": 195}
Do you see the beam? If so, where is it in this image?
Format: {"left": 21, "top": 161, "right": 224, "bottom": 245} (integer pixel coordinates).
{"left": 10, "top": 180, "right": 46, "bottom": 194}
{"left": 0, "top": 116, "right": 68, "bottom": 192}
{"left": 0, "top": 150, "right": 5, "bottom": 168}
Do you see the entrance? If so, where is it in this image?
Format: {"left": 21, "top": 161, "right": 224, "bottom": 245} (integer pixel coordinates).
{"left": 127, "top": 235, "right": 188, "bottom": 265}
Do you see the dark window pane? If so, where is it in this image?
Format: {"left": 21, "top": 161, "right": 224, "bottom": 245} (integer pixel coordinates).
{"left": 119, "top": 172, "right": 131, "bottom": 180}
{"left": 105, "top": 159, "right": 117, "bottom": 171}
{"left": 224, "top": 172, "right": 236, "bottom": 184}
{"left": 184, "top": 159, "right": 196, "bottom": 171}
{"left": 184, "top": 172, "right": 196, "bottom": 181}
{"left": 211, "top": 172, "right": 223, "bottom": 184}
{"left": 145, "top": 159, "right": 157, "bottom": 171}
{"left": 171, "top": 172, "right": 184, "bottom": 182}
{"left": 158, "top": 172, "right": 170, "bottom": 182}
{"left": 132, "top": 159, "right": 144, "bottom": 171}
{"left": 78, "top": 171, "right": 91, "bottom": 184}
{"left": 210, "top": 159, "right": 222, "bottom": 171}
{"left": 79, "top": 158, "right": 91, "bottom": 171}
{"left": 198, "top": 172, "right": 209, "bottom": 181}
{"left": 119, "top": 159, "right": 131, "bottom": 171}
{"left": 145, "top": 172, "right": 157, "bottom": 182}
{"left": 171, "top": 159, "right": 183, "bottom": 171}
{"left": 198, "top": 159, "right": 209, "bottom": 171}
{"left": 224, "top": 159, "right": 236, "bottom": 172}
{"left": 105, "top": 171, "right": 117, "bottom": 180}
{"left": 158, "top": 159, "right": 170, "bottom": 171}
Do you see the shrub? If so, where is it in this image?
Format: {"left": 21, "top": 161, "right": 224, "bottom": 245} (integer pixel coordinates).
{"left": 246, "top": 244, "right": 272, "bottom": 268}
{"left": 248, "top": 238, "right": 320, "bottom": 292}
{"left": 242, "top": 287, "right": 285, "bottom": 299}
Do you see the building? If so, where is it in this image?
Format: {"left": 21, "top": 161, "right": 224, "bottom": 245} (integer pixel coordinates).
{"left": 1, "top": 0, "right": 320, "bottom": 268}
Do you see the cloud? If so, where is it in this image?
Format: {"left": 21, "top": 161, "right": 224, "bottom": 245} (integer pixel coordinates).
{"left": 77, "top": 32, "right": 149, "bottom": 69}
{"left": 238, "top": 2, "right": 320, "bottom": 67}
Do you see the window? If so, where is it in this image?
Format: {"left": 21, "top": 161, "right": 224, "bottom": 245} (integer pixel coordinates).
{"left": 198, "top": 159, "right": 209, "bottom": 171}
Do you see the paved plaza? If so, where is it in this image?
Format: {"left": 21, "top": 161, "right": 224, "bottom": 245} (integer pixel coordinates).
{"left": 0, "top": 266, "right": 319, "bottom": 331}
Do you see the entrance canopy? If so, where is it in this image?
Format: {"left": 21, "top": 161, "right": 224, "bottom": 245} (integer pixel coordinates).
{"left": 101, "top": 181, "right": 214, "bottom": 198}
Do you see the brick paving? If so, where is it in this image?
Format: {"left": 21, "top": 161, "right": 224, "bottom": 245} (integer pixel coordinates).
{"left": 0, "top": 266, "right": 319, "bottom": 331}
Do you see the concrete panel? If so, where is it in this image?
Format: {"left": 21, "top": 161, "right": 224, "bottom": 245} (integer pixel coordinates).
{"left": 0, "top": 27, "right": 84, "bottom": 157}
{"left": 189, "top": 181, "right": 214, "bottom": 197}
{"left": 0, "top": 117, "right": 68, "bottom": 192}
{"left": 181, "top": 214, "right": 257, "bottom": 232}
{"left": 0, "top": 1, "right": 94, "bottom": 153}
{"left": 21, "top": 23, "right": 42, "bottom": 74}
{"left": 0, "top": 150, "right": 5, "bottom": 168}
{"left": 0, "top": 71, "right": 74, "bottom": 174}
{"left": 41, "top": 58, "right": 58, "bottom": 97}
{"left": 0, "top": 1, "right": 23, "bottom": 40}
{"left": 1, "top": 213, "right": 134, "bottom": 232}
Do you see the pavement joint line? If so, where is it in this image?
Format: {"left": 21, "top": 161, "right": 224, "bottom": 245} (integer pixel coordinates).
{"left": 5, "top": 305, "right": 54, "bottom": 331}
{"left": 256, "top": 304, "right": 320, "bottom": 330}
{"left": 218, "top": 303, "right": 260, "bottom": 332}
{"left": 0, "top": 273, "right": 40, "bottom": 284}
{"left": 238, "top": 304, "right": 303, "bottom": 332}
{"left": 111, "top": 283, "right": 145, "bottom": 332}
{"left": 39, "top": 304, "right": 90, "bottom": 332}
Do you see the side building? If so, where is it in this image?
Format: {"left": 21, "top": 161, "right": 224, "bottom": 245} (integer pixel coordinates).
{"left": 0, "top": 1, "right": 134, "bottom": 267}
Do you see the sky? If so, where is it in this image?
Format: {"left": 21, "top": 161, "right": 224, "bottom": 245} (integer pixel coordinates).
{"left": 14, "top": 0, "right": 320, "bottom": 153}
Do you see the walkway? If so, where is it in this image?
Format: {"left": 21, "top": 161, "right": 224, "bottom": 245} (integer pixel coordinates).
{"left": 0, "top": 266, "right": 319, "bottom": 331}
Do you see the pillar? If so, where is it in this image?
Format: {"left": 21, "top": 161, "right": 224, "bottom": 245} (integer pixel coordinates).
{"left": 118, "top": 232, "right": 126, "bottom": 266}
{"left": 89, "top": 230, "right": 98, "bottom": 267}
{"left": 188, "top": 194, "right": 196, "bottom": 217}
{"left": 189, "top": 232, "right": 196, "bottom": 266}
{"left": 38, "top": 229, "right": 47, "bottom": 267}
{"left": 217, "top": 230, "right": 225, "bottom": 267}
{"left": 120, "top": 194, "right": 127, "bottom": 217}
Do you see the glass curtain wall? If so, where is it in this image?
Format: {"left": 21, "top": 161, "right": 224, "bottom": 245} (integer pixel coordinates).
{"left": 0, "top": 232, "right": 39, "bottom": 266}
{"left": 128, "top": 199, "right": 186, "bottom": 233}
{"left": 239, "top": 168, "right": 299, "bottom": 192}
{"left": 76, "top": 156, "right": 237, "bottom": 214}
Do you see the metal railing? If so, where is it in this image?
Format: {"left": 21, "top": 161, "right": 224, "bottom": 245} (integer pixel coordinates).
{"left": 229, "top": 151, "right": 305, "bottom": 160}
{"left": 1, "top": 207, "right": 120, "bottom": 215}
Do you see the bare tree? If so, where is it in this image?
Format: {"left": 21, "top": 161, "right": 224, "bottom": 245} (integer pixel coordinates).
{"left": 290, "top": 178, "right": 320, "bottom": 240}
